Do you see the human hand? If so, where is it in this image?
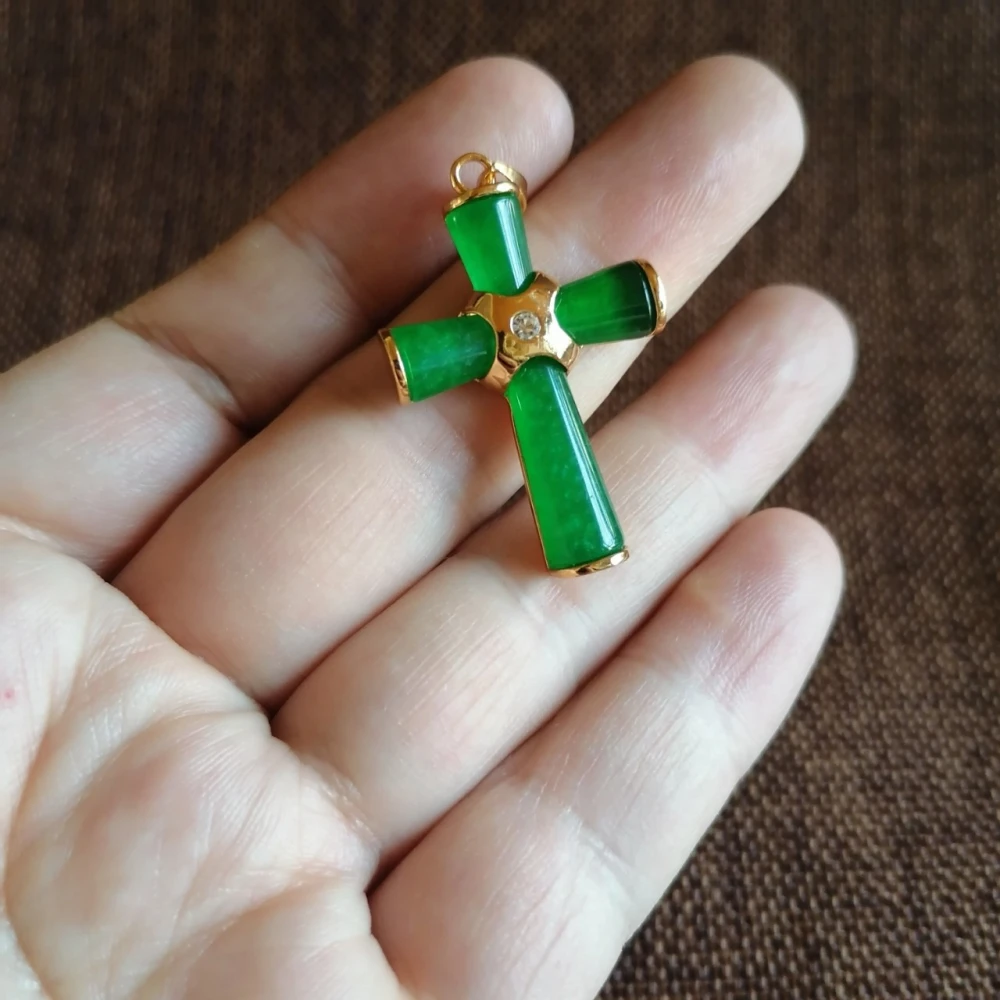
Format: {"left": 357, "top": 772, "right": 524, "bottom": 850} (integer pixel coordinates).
{"left": 0, "top": 56, "right": 853, "bottom": 999}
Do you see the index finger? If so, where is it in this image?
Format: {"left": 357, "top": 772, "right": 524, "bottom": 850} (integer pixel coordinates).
{"left": 0, "top": 58, "right": 573, "bottom": 573}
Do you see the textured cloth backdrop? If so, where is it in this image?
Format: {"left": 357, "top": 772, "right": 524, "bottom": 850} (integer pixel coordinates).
{"left": 2, "top": 2, "right": 998, "bottom": 997}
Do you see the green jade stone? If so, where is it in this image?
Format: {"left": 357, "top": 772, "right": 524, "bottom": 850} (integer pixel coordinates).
{"left": 445, "top": 191, "right": 533, "bottom": 296}
{"left": 554, "top": 261, "right": 658, "bottom": 344}
{"left": 506, "top": 356, "right": 625, "bottom": 571}
{"left": 390, "top": 314, "right": 496, "bottom": 402}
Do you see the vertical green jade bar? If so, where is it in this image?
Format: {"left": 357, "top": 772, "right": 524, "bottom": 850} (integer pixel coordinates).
{"left": 387, "top": 314, "right": 496, "bottom": 402}
{"left": 506, "top": 356, "right": 625, "bottom": 572}
{"left": 445, "top": 191, "right": 533, "bottom": 295}
{"left": 554, "top": 261, "right": 658, "bottom": 344}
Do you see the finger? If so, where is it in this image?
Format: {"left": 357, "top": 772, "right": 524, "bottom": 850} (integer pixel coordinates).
{"left": 119, "top": 56, "right": 808, "bottom": 705}
{"left": 371, "top": 509, "right": 843, "bottom": 1000}
{"left": 276, "top": 284, "right": 854, "bottom": 857}
{"left": 0, "top": 58, "right": 572, "bottom": 572}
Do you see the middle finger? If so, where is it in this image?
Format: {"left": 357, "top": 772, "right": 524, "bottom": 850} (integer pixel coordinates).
{"left": 118, "top": 56, "right": 805, "bottom": 706}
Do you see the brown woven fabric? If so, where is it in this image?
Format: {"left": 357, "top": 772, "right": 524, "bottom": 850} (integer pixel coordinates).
{"left": 2, "top": 1, "right": 998, "bottom": 996}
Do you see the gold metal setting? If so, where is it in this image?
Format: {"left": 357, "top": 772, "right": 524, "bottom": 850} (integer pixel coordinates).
{"left": 635, "top": 259, "right": 668, "bottom": 335}
{"left": 379, "top": 329, "right": 411, "bottom": 404}
{"left": 553, "top": 548, "right": 631, "bottom": 577}
{"left": 445, "top": 152, "right": 529, "bottom": 214}
{"left": 464, "top": 272, "right": 579, "bottom": 392}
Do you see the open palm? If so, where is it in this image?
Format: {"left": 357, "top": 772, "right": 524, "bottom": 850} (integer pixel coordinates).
{"left": 0, "top": 56, "right": 853, "bottom": 999}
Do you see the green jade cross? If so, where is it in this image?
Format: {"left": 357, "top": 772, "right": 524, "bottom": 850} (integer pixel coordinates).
{"left": 380, "top": 153, "right": 667, "bottom": 575}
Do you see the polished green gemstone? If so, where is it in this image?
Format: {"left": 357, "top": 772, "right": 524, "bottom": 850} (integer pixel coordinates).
{"left": 389, "top": 314, "right": 496, "bottom": 403}
{"left": 445, "top": 191, "right": 533, "bottom": 296}
{"left": 506, "top": 357, "right": 625, "bottom": 572}
{"left": 554, "top": 261, "right": 658, "bottom": 345}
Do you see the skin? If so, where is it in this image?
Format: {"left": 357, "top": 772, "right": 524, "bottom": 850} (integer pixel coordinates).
{"left": 0, "top": 55, "right": 854, "bottom": 1000}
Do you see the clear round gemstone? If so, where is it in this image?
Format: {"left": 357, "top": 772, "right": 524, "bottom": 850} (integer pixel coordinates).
{"left": 510, "top": 309, "right": 542, "bottom": 341}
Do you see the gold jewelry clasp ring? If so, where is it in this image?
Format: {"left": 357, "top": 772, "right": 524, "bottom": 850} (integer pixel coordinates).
{"left": 447, "top": 152, "right": 528, "bottom": 213}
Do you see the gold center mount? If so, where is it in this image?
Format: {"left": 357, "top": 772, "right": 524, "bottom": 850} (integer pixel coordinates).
{"left": 462, "top": 273, "right": 578, "bottom": 392}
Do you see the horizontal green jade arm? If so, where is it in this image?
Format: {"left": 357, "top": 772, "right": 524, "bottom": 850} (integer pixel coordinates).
{"left": 380, "top": 314, "right": 496, "bottom": 403}
{"left": 381, "top": 259, "right": 667, "bottom": 403}
{"left": 553, "top": 260, "right": 666, "bottom": 344}
{"left": 506, "top": 356, "right": 626, "bottom": 574}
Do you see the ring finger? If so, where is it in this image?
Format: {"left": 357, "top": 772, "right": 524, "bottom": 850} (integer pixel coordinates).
{"left": 275, "top": 283, "right": 855, "bottom": 865}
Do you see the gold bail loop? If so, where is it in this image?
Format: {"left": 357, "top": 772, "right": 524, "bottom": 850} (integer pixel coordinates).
{"left": 447, "top": 152, "right": 528, "bottom": 213}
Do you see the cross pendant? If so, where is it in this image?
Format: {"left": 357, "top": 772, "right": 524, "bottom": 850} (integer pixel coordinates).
{"left": 380, "top": 153, "right": 667, "bottom": 575}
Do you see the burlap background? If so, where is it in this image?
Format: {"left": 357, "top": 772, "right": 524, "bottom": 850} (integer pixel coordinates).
{"left": 2, "top": 2, "right": 998, "bottom": 996}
